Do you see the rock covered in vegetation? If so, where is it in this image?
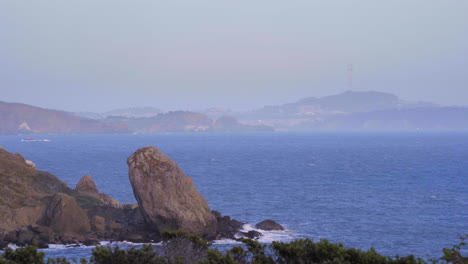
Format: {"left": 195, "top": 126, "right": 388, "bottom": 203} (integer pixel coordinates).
{"left": 127, "top": 146, "right": 217, "bottom": 236}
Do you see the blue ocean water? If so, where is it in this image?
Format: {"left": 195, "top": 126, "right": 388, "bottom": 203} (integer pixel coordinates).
{"left": 0, "top": 132, "right": 467, "bottom": 260}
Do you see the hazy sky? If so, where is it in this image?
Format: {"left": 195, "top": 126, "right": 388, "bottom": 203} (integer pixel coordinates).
{"left": 1, "top": 1, "right": 468, "bottom": 112}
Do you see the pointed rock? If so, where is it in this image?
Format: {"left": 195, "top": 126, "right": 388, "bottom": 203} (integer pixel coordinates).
{"left": 75, "top": 175, "right": 121, "bottom": 208}
{"left": 76, "top": 175, "right": 99, "bottom": 196}
{"left": 127, "top": 146, "right": 216, "bottom": 236}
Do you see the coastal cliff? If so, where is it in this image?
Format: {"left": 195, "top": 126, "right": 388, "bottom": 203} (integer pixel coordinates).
{"left": 0, "top": 146, "right": 282, "bottom": 248}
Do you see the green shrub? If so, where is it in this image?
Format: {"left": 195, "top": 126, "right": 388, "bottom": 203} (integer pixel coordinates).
{"left": 1, "top": 233, "right": 466, "bottom": 264}
{"left": 0, "top": 246, "right": 45, "bottom": 264}
{"left": 90, "top": 244, "right": 165, "bottom": 264}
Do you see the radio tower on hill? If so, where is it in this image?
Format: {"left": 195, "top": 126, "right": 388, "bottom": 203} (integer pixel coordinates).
{"left": 347, "top": 63, "right": 353, "bottom": 90}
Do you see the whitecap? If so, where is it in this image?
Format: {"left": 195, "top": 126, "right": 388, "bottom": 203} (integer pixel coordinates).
{"left": 235, "top": 223, "right": 296, "bottom": 243}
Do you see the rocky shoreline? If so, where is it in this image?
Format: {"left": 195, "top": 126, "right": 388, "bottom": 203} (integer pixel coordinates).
{"left": 0, "top": 146, "right": 283, "bottom": 249}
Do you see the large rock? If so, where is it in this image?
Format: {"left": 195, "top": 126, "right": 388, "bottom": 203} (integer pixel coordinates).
{"left": 127, "top": 146, "right": 216, "bottom": 236}
{"left": 45, "top": 193, "right": 91, "bottom": 235}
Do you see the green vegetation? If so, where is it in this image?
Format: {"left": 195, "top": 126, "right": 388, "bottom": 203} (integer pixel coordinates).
{"left": 1, "top": 232, "right": 466, "bottom": 264}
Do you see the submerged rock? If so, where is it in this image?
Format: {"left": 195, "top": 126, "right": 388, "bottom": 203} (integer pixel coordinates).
{"left": 239, "top": 230, "right": 262, "bottom": 240}
{"left": 255, "top": 219, "right": 284, "bottom": 231}
{"left": 127, "top": 146, "right": 217, "bottom": 237}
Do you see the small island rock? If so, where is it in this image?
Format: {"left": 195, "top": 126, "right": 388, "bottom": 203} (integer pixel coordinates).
{"left": 255, "top": 219, "right": 284, "bottom": 231}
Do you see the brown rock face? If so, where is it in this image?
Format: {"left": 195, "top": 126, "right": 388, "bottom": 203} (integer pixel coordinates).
{"left": 46, "top": 193, "right": 91, "bottom": 235}
{"left": 76, "top": 175, "right": 99, "bottom": 196}
{"left": 75, "top": 175, "right": 121, "bottom": 208}
{"left": 127, "top": 146, "right": 216, "bottom": 236}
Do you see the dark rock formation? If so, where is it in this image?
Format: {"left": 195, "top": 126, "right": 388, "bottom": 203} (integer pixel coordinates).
{"left": 240, "top": 230, "right": 262, "bottom": 239}
{"left": 212, "top": 211, "right": 244, "bottom": 240}
{"left": 255, "top": 219, "right": 284, "bottom": 231}
{"left": 127, "top": 146, "right": 217, "bottom": 237}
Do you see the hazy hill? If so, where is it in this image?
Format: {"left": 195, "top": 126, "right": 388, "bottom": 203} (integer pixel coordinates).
{"left": 213, "top": 116, "right": 274, "bottom": 132}
{"left": 244, "top": 91, "right": 437, "bottom": 120}
{"left": 0, "top": 101, "right": 130, "bottom": 135}
{"left": 107, "top": 111, "right": 212, "bottom": 133}
{"left": 103, "top": 107, "right": 163, "bottom": 118}
{"left": 106, "top": 112, "right": 275, "bottom": 133}
{"left": 319, "top": 107, "right": 468, "bottom": 131}
{"left": 235, "top": 91, "right": 453, "bottom": 131}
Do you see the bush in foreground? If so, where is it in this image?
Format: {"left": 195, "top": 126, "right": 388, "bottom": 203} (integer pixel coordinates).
{"left": 1, "top": 232, "right": 467, "bottom": 264}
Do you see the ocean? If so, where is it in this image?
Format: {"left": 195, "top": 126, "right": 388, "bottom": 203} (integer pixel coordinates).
{"left": 0, "top": 132, "right": 467, "bottom": 260}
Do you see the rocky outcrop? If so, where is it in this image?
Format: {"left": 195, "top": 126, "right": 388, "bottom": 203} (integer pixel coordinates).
{"left": 212, "top": 211, "right": 244, "bottom": 240}
{"left": 45, "top": 193, "right": 91, "bottom": 235}
{"left": 0, "top": 146, "right": 282, "bottom": 248}
{"left": 255, "top": 219, "right": 284, "bottom": 231}
{"left": 75, "top": 175, "right": 121, "bottom": 208}
{"left": 127, "top": 146, "right": 217, "bottom": 237}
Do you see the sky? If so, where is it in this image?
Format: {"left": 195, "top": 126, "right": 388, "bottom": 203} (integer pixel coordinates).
{"left": 1, "top": 0, "right": 468, "bottom": 112}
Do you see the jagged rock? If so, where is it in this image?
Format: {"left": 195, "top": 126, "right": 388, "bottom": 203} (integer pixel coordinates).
{"left": 75, "top": 175, "right": 122, "bottom": 208}
{"left": 45, "top": 193, "right": 91, "bottom": 235}
{"left": 127, "top": 146, "right": 217, "bottom": 236}
{"left": 212, "top": 210, "right": 244, "bottom": 240}
{"left": 255, "top": 219, "right": 284, "bottom": 231}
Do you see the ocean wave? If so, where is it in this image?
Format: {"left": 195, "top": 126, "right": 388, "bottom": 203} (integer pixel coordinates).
{"left": 21, "top": 138, "right": 51, "bottom": 142}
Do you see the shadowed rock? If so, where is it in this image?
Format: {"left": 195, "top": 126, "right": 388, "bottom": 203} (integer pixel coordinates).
{"left": 255, "top": 219, "right": 284, "bottom": 231}
{"left": 127, "top": 146, "right": 217, "bottom": 237}
{"left": 45, "top": 193, "right": 91, "bottom": 235}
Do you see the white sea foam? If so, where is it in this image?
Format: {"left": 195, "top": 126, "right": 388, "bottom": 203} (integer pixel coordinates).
{"left": 40, "top": 224, "right": 295, "bottom": 251}
{"left": 234, "top": 223, "right": 295, "bottom": 243}
{"left": 7, "top": 243, "right": 19, "bottom": 250}
{"left": 21, "top": 138, "right": 51, "bottom": 142}
{"left": 213, "top": 238, "right": 243, "bottom": 245}
{"left": 47, "top": 243, "right": 94, "bottom": 250}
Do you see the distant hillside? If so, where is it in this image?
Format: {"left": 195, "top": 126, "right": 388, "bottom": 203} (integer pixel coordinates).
{"left": 244, "top": 91, "right": 436, "bottom": 120}
{"left": 106, "top": 111, "right": 275, "bottom": 133}
{"left": 319, "top": 107, "right": 468, "bottom": 131}
{"left": 0, "top": 101, "right": 130, "bottom": 135}
{"left": 213, "top": 116, "right": 274, "bottom": 132}
{"left": 234, "top": 91, "right": 453, "bottom": 131}
{"left": 103, "top": 107, "right": 163, "bottom": 118}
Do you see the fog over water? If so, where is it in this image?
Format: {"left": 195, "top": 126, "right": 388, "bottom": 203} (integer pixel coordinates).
{"left": 1, "top": 0, "right": 468, "bottom": 112}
